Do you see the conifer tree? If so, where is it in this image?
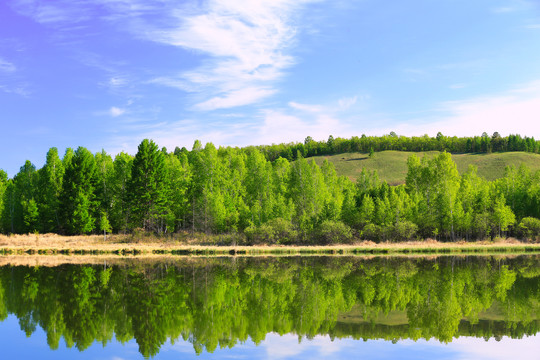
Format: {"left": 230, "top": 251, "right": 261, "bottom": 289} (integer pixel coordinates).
{"left": 110, "top": 152, "right": 133, "bottom": 233}
{"left": 127, "top": 139, "right": 168, "bottom": 232}
{"left": 37, "top": 147, "right": 64, "bottom": 233}
{"left": 60, "top": 147, "right": 97, "bottom": 234}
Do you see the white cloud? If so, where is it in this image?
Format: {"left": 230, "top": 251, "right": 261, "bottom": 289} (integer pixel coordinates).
{"left": 10, "top": 0, "right": 93, "bottom": 25}
{"left": 289, "top": 101, "right": 325, "bottom": 113}
{"left": 194, "top": 87, "right": 277, "bottom": 111}
{"left": 492, "top": 7, "right": 515, "bottom": 13}
{"left": 378, "top": 80, "right": 540, "bottom": 138}
{"left": 449, "top": 83, "right": 468, "bottom": 89}
{"left": 255, "top": 108, "right": 346, "bottom": 145}
{"left": 525, "top": 24, "right": 540, "bottom": 29}
{"left": 0, "top": 57, "right": 16, "bottom": 73}
{"left": 109, "top": 77, "right": 127, "bottom": 87}
{"left": 10, "top": 0, "right": 319, "bottom": 110}
{"left": 145, "top": 0, "right": 317, "bottom": 110}
{"left": 109, "top": 106, "right": 126, "bottom": 117}
{"left": 262, "top": 333, "right": 346, "bottom": 359}
{"left": 431, "top": 335, "right": 539, "bottom": 360}
{"left": 0, "top": 84, "right": 31, "bottom": 97}
{"left": 338, "top": 96, "right": 358, "bottom": 110}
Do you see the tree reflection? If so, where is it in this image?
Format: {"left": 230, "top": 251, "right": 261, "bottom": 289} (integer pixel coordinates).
{"left": 0, "top": 256, "right": 538, "bottom": 357}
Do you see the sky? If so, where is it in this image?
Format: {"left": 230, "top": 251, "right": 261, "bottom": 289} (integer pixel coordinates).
{"left": 1, "top": 0, "right": 540, "bottom": 176}
{"left": 1, "top": 312, "right": 539, "bottom": 360}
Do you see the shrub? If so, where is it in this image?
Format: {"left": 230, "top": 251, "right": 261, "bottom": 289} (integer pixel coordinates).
{"left": 392, "top": 220, "right": 418, "bottom": 242}
{"left": 315, "top": 220, "right": 353, "bottom": 244}
{"left": 361, "top": 223, "right": 381, "bottom": 242}
{"left": 269, "top": 218, "right": 298, "bottom": 245}
{"left": 244, "top": 218, "right": 298, "bottom": 245}
{"left": 517, "top": 217, "right": 540, "bottom": 241}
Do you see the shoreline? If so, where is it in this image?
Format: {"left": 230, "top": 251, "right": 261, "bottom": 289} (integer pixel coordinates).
{"left": 1, "top": 234, "right": 539, "bottom": 258}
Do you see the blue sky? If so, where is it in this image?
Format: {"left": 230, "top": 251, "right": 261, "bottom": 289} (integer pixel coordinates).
{"left": 1, "top": 0, "right": 540, "bottom": 176}
{"left": 1, "top": 313, "right": 538, "bottom": 360}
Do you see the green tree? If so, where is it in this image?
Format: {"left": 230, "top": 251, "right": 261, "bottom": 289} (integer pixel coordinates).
{"left": 99, "top": 211, "right": 112, "bottom": 240}
{"left": 127, "top": 139, "right": 168, "bottom": 233}
{"left": 110, "top": 152, "right": 133, "bottom": 233}
{"left": 164, "top": 151, "right": 191, "bottom": 232}
{"left": 12, "top": 160, "right": 40, "bottom": 233}
{"left": 37, "top": 147, "right": 64, "bottom": 233}
{"left": 60, "top": 147, "right": 98, "bottom": 234}
{"left": 0, "top": 170, "right": 8, "bottom": 233}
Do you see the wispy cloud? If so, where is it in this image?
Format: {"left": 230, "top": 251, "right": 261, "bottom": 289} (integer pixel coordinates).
{"left": 12, "top": 0, "right": 319, "bottom": 111}
{"left": 289, "top": 101, "right": 325, "bottom": 113}
{"left": 377, "top": 79, "right": 540, "bottom": 138}
{"left": 0, "top": 57, "right": 16, "bottom": 73}
{"left": 338, "top": 95, "right": 358, "bottom": 110}
{"left": 109, "top": 106, "right": 126, "bottom": 117}
{"left": 10, "top": 0, "right": 93, "bottom": 25}
{"left": 144, "top": 0, "right": 318, "bottom": 110}
{"left": 492, "top": 7, "right": 515, "bottom": 13}
{"left": 0, "top": 84, "right": 31, "bottom": 97}
{"left": 449, "top": 83, "right": 468, "bottom": 89}
{"left": 254, "top": 108, "right": 347, "bottom": 145}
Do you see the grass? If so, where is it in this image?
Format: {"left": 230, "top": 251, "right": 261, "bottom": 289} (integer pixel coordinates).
{"left": 0, "top": 233, "right": 539, "bottom": 258}
{"left": 310, "top": 151, "right": 540, "bottom": 185}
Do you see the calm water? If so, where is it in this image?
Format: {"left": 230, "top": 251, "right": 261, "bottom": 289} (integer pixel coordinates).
{"left": 0, "top": 256, "right": 538, "bottom": 359}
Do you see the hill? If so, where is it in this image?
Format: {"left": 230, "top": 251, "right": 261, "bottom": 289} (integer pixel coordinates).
{"left": 310, "top": 151, "right": 540, "bottom": 185}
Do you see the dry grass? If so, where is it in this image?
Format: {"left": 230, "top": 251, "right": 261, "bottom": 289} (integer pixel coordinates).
{"left": 0, "top": 234, "right": 539, "bottom": 261}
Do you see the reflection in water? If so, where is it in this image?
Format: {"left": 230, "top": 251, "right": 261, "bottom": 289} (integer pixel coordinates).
{"left": 0, "top": 256, "right": 538, "bottom": 358}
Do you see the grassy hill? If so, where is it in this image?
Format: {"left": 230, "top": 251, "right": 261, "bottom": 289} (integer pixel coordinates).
{"left": 310, "top": 151, "right": 540, "bottom": 185}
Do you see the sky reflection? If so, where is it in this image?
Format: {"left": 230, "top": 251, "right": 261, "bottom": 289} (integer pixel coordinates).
{"left": 1, "top": 314, "right": 537, "bottom": 360}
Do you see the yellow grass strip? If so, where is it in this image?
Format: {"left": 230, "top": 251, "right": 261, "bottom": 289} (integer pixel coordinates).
{"left": 0, "top": 234, "right": 539, "bottom": 259}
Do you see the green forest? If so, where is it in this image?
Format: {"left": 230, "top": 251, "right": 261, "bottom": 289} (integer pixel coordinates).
{"left": 1, "top": 256, "right": 538, "bottom": 357}
{"left": 1, "top": 133, "right": 540, "bottom": 243}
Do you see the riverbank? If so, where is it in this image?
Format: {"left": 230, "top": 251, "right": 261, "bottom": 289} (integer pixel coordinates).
{"left": 1, "top": 233, "right": 539, "bottom": 257}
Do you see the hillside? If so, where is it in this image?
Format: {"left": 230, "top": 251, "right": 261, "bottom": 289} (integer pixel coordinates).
{"left": 311, "top": 151, "right": 540, "bottom": 185}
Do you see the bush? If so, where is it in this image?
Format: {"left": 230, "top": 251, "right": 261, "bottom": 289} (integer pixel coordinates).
{"left": 244, "top": 218, "right": 298, "bottom": 245}
{"left": 517, "top": 217, "right": 540, "bottom": 241}
{"left": 361, "top": 223, "right": 381, "bottom": 242}
{"left": 392, "top": 221, "right": 418, "bottom": 242}
{"left": 315, "top": 220, "right": 354, "bottom": 244}
{"left": 269, "top": 218, "right": 298, "bottom": 244}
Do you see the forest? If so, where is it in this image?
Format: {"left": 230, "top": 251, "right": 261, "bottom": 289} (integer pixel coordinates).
{"left": 1, "top": 133, "right": 540, "bottom": 243}
{"left": 1, "top": 256, "right": 538, "bottom": 357}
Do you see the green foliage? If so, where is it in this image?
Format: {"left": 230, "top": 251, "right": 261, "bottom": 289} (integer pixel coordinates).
{"left": 99, "top": 211, "right": 112, "bottom": 234}
{"left": 60, "top": 147, "right": 97, "bottom": 234}
{"left": 2, "top": 136, "right": 540, "bottom": 243}
{"left": 37, "top": 148, "right": 64, "bottom": 233}
{"left": 0, "top": 170, "right": 8, "bottom": 233}
{"left": 517, "top": 217, "right": 540, "bottom": 240}
{"left": 127, "top": 139, "right": 168, "bottom": 233}
{"left": 315, "top": 220, "right": 353, "bottom": 244}
{"left": 244, "top": 218, "right": 298, "bottom": 245}
{"left": 0, "top": 256, "right": 537, "bottom": 356}
{"left": 392, "top": 220, "right": 418, "bottom": 242}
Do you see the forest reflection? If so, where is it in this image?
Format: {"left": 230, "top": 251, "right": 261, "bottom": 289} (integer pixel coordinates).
{"left": 0, "top": 256, "right": 538, "bottom": 358}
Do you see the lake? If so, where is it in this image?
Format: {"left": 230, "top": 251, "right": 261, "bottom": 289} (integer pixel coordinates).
{"left": 0, "top": 255, "right": 538, "bottom": 359}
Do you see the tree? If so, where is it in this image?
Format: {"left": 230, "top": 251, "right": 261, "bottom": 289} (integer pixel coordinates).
{"left": 99, "top": 211, "right": 112, "bottom": 240}
{"left": 127, "top": 139, "right": 168, "bottom": 233}
{"left": 60, "top": 147, "right": 97, "bottom": 234}
{"left": 288, "top": 155, "right": 327, "bottom": 236}
{"left": 110, "top": 152, "right": 133, "bottom": 233}
{"left": 37, "top": 148, "right": 64, "bottom": 233}
{"left": 492, "top": 195, "right": 515, "bottom": 237}
{"left": 164, "top": 151, "right": 191, "bottom": 232}
{"left": 0, "top": 170, "right": 7, "bottom": 233}
{"left": 12, "top": 160, "right": 40, "bottom": 233}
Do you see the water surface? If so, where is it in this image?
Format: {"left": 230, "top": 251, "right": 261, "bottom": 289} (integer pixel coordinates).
{"left": 0, "top": 256, "right": 538, "bottom": 359}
